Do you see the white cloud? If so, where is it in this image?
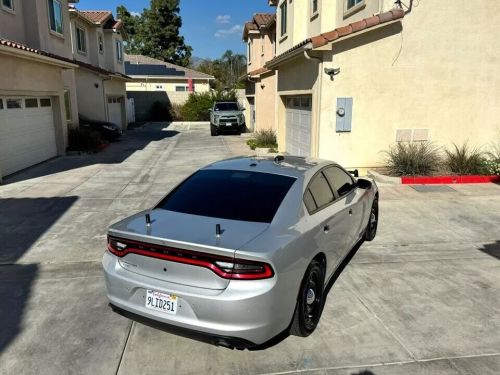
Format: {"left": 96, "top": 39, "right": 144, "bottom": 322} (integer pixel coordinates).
{"left": 214, "top": 24, "right": 243, "bottom": 38}
{"left": 131, "top": 11, "right": 140, "bottom": 17}
{"left": 215, "top": 15, "right": 231, "bottom": 24}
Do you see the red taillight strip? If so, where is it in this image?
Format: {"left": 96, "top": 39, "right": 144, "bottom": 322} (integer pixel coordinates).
{"left": 107, "top": 238, "right": 274, "bottom": 280}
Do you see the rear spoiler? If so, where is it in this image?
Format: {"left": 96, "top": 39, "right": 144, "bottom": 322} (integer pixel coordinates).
{"left": 348, "top": 169, "right": 359, "bottom": 178}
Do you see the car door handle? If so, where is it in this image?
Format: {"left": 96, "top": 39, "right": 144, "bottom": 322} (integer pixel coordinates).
{"left": 323, "top": 225, "right": 330, "bottom": 233}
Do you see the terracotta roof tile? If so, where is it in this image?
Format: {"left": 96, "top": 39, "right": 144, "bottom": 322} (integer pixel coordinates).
{"left": 266, "top": 8, "right": 405, "bottom": 66}
{"left": 243, "top": 13, "right": 275, "bottom": 40}
{"left": 254, "top": 13, "right": 274, "bottom": 27}
{"left": 79, "top": 10, "right": 112, "bottom": 24}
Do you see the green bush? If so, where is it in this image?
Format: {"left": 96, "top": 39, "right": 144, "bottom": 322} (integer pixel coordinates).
{"left": 246, "top": 130, "right": 278, "bottom": 151}
{"left": 444, "top": 142, "right": 486, "bottom": 175}
{"left": 180, "top": 89, "right": 238, "bottom": 121}
{"left": 483, "top": 140, "right": 500, "bottom": 175}
{"left": 385, "top": 142, "right": 442, "bottom": 176}
{"left": 149, "top": 101, "right": 172, "bottom": 122}
{"left": 170, "top": 103, "right": 183, "bottom": 121}
{"left": 67, "top": 127, "right": 103, "bottom": 153}
{"left": 246, "top": 139, "right": 258, "bottom": 150}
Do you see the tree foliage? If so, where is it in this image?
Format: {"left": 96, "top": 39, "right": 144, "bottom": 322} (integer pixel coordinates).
{"left": 181, "top": 89, "right": 238, "bottom": 121}
{"left": 197, "top": 50, "right": 247, "bottom": 90}
{"left": 117, "top": 0, "right": 192, "bottom": 67}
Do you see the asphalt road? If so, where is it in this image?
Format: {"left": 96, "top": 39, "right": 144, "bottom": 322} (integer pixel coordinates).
{"left": 0, "top": 122, "right": 499, "bottom": 375}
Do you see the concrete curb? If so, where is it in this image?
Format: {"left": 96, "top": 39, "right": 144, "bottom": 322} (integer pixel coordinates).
{"left": 368, "top": 169, "right": 401, "bottom": 185}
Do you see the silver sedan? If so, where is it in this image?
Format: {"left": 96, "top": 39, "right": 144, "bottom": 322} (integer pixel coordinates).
{"left": 102, "top": 156, "right": 379, "bottom": 348}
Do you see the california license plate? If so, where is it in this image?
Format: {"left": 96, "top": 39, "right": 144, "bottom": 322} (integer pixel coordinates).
{"left": 145, "top": 290, "right": 177, "bottom": 314}
{"left": 225, "top": 122, "right": 233, "bottom": 126}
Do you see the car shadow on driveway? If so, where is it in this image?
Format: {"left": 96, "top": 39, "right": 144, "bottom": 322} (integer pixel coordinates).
{"left": 0, "top": 196, "right": 78, "bottom": 356}
{"left": 2, "top": 125, "right": 179, "bottom": 185}
{"left": 478, "top": 241, "right": 500, "bottom": 260}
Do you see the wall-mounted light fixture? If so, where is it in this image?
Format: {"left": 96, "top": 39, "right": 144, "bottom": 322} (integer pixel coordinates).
{"left": 324, "top": 67, "right": 341, "bottom": 81}
{"left": 94, "top": 83, "right": 99, "bottom": 88}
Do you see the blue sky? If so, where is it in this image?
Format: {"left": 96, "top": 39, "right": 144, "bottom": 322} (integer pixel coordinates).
{"left": 77, "top": 0, "right": 274, "bottom": 59}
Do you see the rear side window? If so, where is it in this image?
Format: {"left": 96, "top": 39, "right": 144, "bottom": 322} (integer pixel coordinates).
{"left": 157, "top": 170, "right": 296, "bottom": 223}
{"left": 305, "top": 172, "right": 335, "bottom": 213}
{"left": 324, "top": 166, "right": 355, "bottom": 197}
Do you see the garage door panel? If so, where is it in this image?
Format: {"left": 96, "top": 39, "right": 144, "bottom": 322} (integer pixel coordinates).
{"left": 0, "top": 97, "right": 57, "bottom": 176}
{"left": 285, "top": 96, "right": 312, "bottom": 157}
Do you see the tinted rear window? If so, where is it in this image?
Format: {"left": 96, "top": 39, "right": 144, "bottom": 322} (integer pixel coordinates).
{"left": 157, "top": 169, "right": 296, "bottom": 223}
{"left": 214, "top": 103, "right": 239, "bottom": 111}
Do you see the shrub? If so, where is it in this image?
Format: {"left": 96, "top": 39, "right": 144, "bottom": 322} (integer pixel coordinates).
{"left": 180, "top": 89, "right": 238, "bottom": 121}
{"left": 149, "top": 101, "right": 172, "bottom": 122}
{"left": 484, "top": 140, "right": 500, "bottom": 175}
{"left": 255, "top": 129, "right": 277, "bottom": 148}
{"left": 170, "top": 103, "right": 183, "bottom": 121}
{"left": 246, "top": 139, "right": 258, "bottom": 150}
{"left": 444, "top": 142, "right": 486, "bottom": 175}
{"left": 67, "top": 127, "right": 103, "bottom": 152}
{"left": 385, "top": 141, "right": 442, "bottom": 176}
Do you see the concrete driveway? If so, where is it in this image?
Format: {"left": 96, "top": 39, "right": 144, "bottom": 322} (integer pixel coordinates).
{"left": 1, "top": 122, "right": 499, "bottom": 375}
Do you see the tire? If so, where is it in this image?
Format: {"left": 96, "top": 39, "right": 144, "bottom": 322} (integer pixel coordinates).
{"left": 364, "top": 197, "right": 379, "bottom": 241}
{"left": 289, "top": 259, "right": 325, "bottom": 337}
{"left": 210, "top": 124, "right": 218, "bottom": 136}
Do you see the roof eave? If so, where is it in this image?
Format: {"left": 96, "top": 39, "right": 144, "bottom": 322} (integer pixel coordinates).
{"left": 0, "top": 45, "right": 78, "bottom": 69}
{"left": 265, "top": 42, "right": 313, "bottom": 69}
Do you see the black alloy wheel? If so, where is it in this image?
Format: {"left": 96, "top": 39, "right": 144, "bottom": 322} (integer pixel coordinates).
{"left": 290, "top": 259, "right": 325, "bottom": 337}
{"left": 364, "top": 197, "right": 378, "bottom": 241}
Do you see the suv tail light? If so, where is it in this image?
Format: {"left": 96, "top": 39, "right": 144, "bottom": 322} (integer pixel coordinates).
{"left": 107, "top": 236, "right": 273, "bottom": 280}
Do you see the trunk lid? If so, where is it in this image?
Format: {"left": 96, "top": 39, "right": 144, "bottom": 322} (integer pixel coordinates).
{"left": 108, "top": 209, "right": 268, "bottom": 290}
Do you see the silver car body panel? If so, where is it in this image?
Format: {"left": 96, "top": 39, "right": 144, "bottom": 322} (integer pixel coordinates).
{"left": 103, "top": 156, "right": 378, "bottom": 345}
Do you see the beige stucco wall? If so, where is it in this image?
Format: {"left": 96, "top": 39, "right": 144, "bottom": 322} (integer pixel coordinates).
{"left": 254, "top": 72, "right": 277, "bottom": 132}
{"left": 126, "top": 80, "right": 210, "bottom": 93}
{"left": 0, "top": 0, "right": 26, "bottom": 42}
{"left": 104, "top": 32, "right": 125, "bottom": 74}
{"left": 71, "top": 18, "right": 92, "bottom": 65}
{"left": 75, "top": 68, "right": 106, "bottom": 122}
{"left": 0, "top": 53, "right": 70, "bottom": 181}
{"left": 316, "top": 1, "right": 500, "bottom": 169}
{"left": 61, "top": 68, "right": 79, "bottom": 128}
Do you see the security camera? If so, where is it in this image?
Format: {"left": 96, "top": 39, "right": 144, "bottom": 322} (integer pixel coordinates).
{"left": 324, "top": 67, "right": 341, "bottom": 81}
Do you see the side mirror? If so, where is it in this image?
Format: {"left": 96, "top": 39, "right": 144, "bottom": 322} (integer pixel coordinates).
{"left": 356, "top": 178, "right": 372, "bottom": 190}
{"left": 241, "top": 107, "right": 246, "bottom": 111}
{"left": 208, "top": 108, "right": 212, "bottom": 112}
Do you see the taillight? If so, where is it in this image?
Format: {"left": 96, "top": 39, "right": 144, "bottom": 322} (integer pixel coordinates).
{"left": 107, "top": 236, "right": 274, "bottom": 280}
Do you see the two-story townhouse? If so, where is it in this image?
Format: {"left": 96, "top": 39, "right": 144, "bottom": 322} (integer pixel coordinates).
{"left": 242, "top": 13, "right": 276, "bottom": 132}
{"left": 264, "top": 0, "right": 500, "bottom": 173}
{"left": 0, "top": 0, "right": 79, "bottom": 182}
{"left": 68, "top": 7, "right": 130, "bottom": 130}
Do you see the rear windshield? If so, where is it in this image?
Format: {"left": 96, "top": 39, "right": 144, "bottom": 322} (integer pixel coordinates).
{"left": 214, "top": 102, "right": 239, "bottom": 111}
{"left": 157, "top": 169, "right": 296, "bottom": 223}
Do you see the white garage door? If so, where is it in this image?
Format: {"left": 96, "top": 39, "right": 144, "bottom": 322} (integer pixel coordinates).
{"left": 285, "top": 96, "right": 312, "bottom": 157}
{"left": 0, "top": 97, "right": 57, "bottom": 176}
{"left": 107, "top": 97, "right": 123, "bottom": 128}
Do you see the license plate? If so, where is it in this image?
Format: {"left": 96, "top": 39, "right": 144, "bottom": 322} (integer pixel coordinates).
{"left": 145, "top": 290, "right": 177, "bottom": 314}
{"left": 225, "top": 123, "right": 233, "bottom": 127}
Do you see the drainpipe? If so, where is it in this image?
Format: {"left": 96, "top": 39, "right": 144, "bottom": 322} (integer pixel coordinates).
{"left": 102, "top": 76, "right": 111, "bottom": 121}
{"left": 405, "top": 0, "right": 414, "bottom": 14}
{"left": 304, "top": 50, "right": 323, "bottom": 158}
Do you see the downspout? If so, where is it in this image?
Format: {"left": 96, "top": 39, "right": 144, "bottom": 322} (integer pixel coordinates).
{"left": 102, "top": 76, "right": 111, "bottom": 121}
{"left": 405, "top": 0, "right": 414, "bottom": 14}
{"left": 304, "top": 50, "right": 323, "bottom": 158}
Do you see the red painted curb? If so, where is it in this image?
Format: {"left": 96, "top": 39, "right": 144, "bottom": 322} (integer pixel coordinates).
{"left": 401, "top": 175, "right": 500, "bottom": 184}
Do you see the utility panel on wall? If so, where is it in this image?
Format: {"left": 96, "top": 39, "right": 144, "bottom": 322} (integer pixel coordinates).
{"left": 336, "top": 97, "right": 353, "bottom": 132}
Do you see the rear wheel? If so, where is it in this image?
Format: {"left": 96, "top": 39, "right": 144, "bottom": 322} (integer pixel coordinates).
{"left": 290, "top": 260, "right": 325, "bottom": 337}
{"left": 210, "top": 125, "right": 218, "bottom": 136}
{"left": 364, "top": 197, "right": 378, "bottom": 241}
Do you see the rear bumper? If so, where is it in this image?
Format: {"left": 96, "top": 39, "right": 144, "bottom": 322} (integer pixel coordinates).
{"left": 102, "top": 251, "right": 289, "bottom": 345}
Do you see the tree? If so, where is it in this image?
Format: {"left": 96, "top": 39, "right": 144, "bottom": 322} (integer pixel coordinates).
{"left": 140, "top": 0, "right": 192, "bottom": 66}
{"left": 197, "top": 51, "right": 247, "bottom": 90}
{"left": 116, "top": 0, "right": 192, "bottom": 67}
{"left": 116, "top": 6, "right": 141, "bottom": 54}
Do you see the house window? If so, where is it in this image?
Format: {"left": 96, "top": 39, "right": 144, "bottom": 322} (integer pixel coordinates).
{"left": 64, "top": 91, "right": 72, "bottom": 122}
{"left": 2, "top": 0, "right": 14, "bottom": 11}
{"left": 0, "top": 99, "right": 4, "bottom": 110}
{"left": 175, "top": 85, "right": 188, "bottom": 92}
{"left": 280, "top": 1, "right": 287, "bottom": 37}
{"left": 346, "top": 0, "right": 364, "bottom": 10}
{"left": 116, "top": 40, "right": 123, "bottom": 62}
{"left": 76, "top": 27, "right": 86, "bottom": 53}
{"left": 98, "top": 33, "right": 104, "bottom": 54}
{"left": 48, "top": 0, "right": 63, "bottom": 34}
{"left": 40, "top": 98, "right": 51, "bottom": 107}
{"left": 25, "top": 98, "right": 38, "bottom": 108}
{"left": 311, "top": 0, "right": 318, "bottom": 15}
{"left": 155, "top": 85, "right": 163, "bottom": 90}
{"left": 6, "top": 99, "right": 22, "bottom": 109}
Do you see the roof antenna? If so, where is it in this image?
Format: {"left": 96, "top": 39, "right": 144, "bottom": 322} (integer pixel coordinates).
{"left": 145, "top": 213, "right": 151, "bottom": 227}
{"left": 216, "top": 224, "right": 221, "bottom": 238}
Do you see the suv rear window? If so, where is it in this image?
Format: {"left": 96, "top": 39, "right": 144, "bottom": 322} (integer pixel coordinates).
{"left": 157, "top": 169, "right": 296, "bottom": 223}
{"left": 214, "top": 102, "right": 239, "bottom": 111}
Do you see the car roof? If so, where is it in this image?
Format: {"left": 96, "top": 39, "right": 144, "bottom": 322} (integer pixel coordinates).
{"left": 202, "top": 156, "right": 337, "bottom": 180}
